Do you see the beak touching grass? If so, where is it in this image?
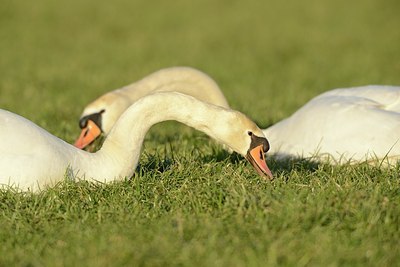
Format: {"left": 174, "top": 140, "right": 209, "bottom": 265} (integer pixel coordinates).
{"left": 245, "top": 134, "right": 273, "bottom": 180}
{"left": 246, "top": 144, "right": 273, "bottom": 180}
{"left": 74, "top": 120, "right": 102, "bottom": 149}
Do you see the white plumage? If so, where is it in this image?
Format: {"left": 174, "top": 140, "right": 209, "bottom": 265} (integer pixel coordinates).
{"left": 264, "top": 85, "right": 400, "bottom": 164}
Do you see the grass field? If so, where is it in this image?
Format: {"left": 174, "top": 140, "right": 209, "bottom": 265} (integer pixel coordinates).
{"left": 1, "top": 0, "right": 400, "bottom": 266}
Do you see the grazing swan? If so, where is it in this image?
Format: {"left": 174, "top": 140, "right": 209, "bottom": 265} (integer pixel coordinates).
{"left": 75, "top": 66, "right": 230, "bottom": 148}
{"left": 264, "top": 85, "right": 400, "bottom": 164}
{"left": 75, "top": 68, "right": 400, "bottom": 164}
{"left": 0, "top": 92, "right": 272, "bottom": 192}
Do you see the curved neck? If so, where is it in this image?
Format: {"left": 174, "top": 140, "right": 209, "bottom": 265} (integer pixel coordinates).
{"left": 87, "top": 93, "right": 230, "bottom": 182}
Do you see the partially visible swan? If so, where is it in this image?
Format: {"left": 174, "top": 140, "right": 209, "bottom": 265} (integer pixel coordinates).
{"left": 264, "top": 85, "right": 400, "bottom": 164}
{"left": 75, "top": 66, "right": 230, "bottom": 148}
{"left": 75, "top": 67, "right": 400, "bottom": 165}
{"left": 0, "top": 92, "right": 272, "bottom": 192}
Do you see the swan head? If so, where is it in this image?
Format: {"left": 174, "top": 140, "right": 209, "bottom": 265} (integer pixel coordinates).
{"left": 245, "top": 131, "right": 273, "bottom": 180}
{"left": 74, "top": 92, "right": 131, "bottom": 149}
{"left": 214, "top": 112, "right": 273, "bottom": 180}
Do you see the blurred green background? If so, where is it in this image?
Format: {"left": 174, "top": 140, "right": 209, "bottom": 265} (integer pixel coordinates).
{"left": 1, "top": 0, "right": 399, "bottom": 140}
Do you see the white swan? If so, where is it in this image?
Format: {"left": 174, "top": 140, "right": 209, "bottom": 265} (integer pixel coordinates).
{"left": 75, "top": 66, "right": 230, "bottom": 148}
{"left": 74, "top": 68, "right": 400, "bottom": 164}
{"left": 0, "top": 92, "right": 272, "bottom": 192}
{"left": 264, "top": 85, "right": 400, "bottom": 164}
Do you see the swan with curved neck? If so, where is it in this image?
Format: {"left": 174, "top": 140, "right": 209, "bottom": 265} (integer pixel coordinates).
{"left": 75, "top": 66, "right": 230, "bottom": 148}
{"left": 0, "top": 92, "right": 272, "bottom": 192}
{"left": 74, "top": 67, "right": 400, "bottom": 164}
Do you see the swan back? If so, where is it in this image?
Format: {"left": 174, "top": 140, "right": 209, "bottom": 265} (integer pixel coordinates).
{"left": 265, "top": 85, "right": 400, "bottom": 163}
{"left": 0, "top": 110, "right": 80, "bottom": 190}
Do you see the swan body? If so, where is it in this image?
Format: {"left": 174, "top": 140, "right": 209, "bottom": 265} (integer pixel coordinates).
{"left": 75, "top": 67, "right": 230, "bottom": 148}
{"left": 0, "top": 92, "right": 272, "bottom": 192}
{"left": 264, "top": 85, "right": 400, "bottom": 164}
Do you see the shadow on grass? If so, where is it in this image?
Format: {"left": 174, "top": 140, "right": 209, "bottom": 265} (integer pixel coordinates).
{"left": 200, "top": 149, "right": 243, "bottom": 164}
{"left": 136, "top": 154, "right": 175, "bottom": 174}
{"left": 269, "top": 156, "right": 320, "bottom": 172}
{"left": 265, "top": 156, "right": 322, "bottom": 182}
{"left": 136, "top": 142, "right": 324, "bottom": 178}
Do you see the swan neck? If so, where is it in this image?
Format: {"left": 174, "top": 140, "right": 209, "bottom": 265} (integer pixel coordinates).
{"left": 93, "top": 93, "right": 224, "bottom": 180}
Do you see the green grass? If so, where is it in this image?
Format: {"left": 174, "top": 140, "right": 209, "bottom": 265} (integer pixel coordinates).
{"left": 1, "top": 0, "right": 400, "bottom": 266}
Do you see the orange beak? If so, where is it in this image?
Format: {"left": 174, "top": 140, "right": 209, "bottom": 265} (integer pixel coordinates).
{"left": 246, "top": 144, "right": 273, "bottom": 180}
{"left": 74, "top": 120, "right": 102, "bottom": 149}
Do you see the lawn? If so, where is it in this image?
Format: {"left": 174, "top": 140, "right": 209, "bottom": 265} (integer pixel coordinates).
{"left": 1, "top": 0, "right": 400, "bottom": 266}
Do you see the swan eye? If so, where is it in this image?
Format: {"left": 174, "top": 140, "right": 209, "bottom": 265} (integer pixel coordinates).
{"left": 247, "top": 131, "right": 253, "bottom": 136}
{"left": 79, "top": 111, "right": 104, "bottom": 130}
{"left": 79, "top": 118, "right": 88, "bottom": 129}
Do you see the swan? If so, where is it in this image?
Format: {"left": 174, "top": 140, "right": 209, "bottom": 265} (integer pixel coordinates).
{"left": 264, "top": 85, "right": 400, "bottom": 164}
{"left": 75, "top": 66, "right": 230, "bottom": 149}
{"left": 0, "top": 92, "right": 273, "bottom": 192}
{"left": 74, "top": 68, "right": 400, "bottom": 164}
